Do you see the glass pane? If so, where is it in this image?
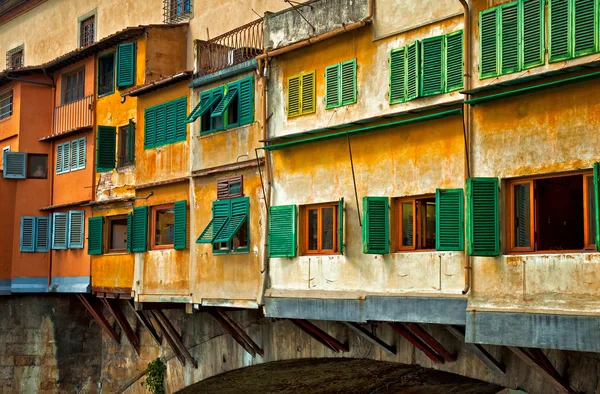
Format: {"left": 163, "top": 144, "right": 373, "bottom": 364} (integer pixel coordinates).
{"left": 513, "top": 183, "right": 531, "bottom": 247}
{"left": 401, "top": 202, "right": 413, "bottom": 247}
{"left": 110, "top": 219, "right": 128, "bottom": 250}
{"left": 27, "top": 154, "right": 48, "bottom": 179}
{"left": 307, "top": 209, "right": 318, "bottom": 251}
{"left": 233, "top": 219, "right": 248, "bottom": 250}
{"left": 321, "top": 207, "right": 334, "bottom": 250}
{"left": 154, "top": 207, "right": 175, "bottom": 246}
{"left": 422, "top": 200, "right": 436, "bottom": 249}
{"left": 588, "top": 176, "right": 597, "bottom": 246}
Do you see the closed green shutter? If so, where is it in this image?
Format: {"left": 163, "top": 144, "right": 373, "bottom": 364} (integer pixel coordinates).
{"left": 87, "top": 216, "right": 103, "bottom": 255}
{"left": 389, "top": 47, "right": 406, "bottom": 104}
{"left": 573, "top": 0, "right": 596, "bottom": 57}
{"left": 287, "top": 75, "right": 301, "bottom": 117}
{"left": 268, "top": 205, "right": 297, "bottom": 258}
{"left": 466, "top": 178, "right": 499, "bottom": 256}
{"left": 406, "top": 42, "right": 420, "bottom": 100}
{"left": 174, "top": 200, "right": 187, "bottom": 250}
{"left": 436, "top": 189, "right": 464, "bottom": 251}
{"left": 52, "top": 212, "right": 68, "bottom": 250}
{"left": 144, "top": 107, "right": 156, "bottom": 148}
{"left": 97, "top": 126, "right": 116, "bottom": 172}
{"left": 421, "top": 36, "right": 444, "bottom": 96}
{"left": 20, "top": 217, "right": 35, "bottom": 252}
{"left": 68, "top": 211, "right": 85, "bottom": 249}
{"left": 165, "top": 101, "right": 177, "bottom": 142}
{"left": 132, "top": 206, "right": 148, "bottom": 252}
{"left": 480, "top": 8, "right": 500, "bottom": 78}
{"left": 238, "top": 76, "right": 254, "bottom": 125}
{"left": 144, "top": 98, "right": 187, "bottom": 148}
{"left": 325, "top": 64, "right": 340, "bottom": 109}
{"left": 35, "top": 217, "right": 50, "bottom": 252}
{"left": 446, "top": 31, "right": 464, "bottom": 92}
{"left": 521, "top": 0, "right": 545, "bottom": 69}
{"left": 549, "top": 0, "right": 571, "bottom": 61}
{"left": 197, "top": 200, "right": 230, "bottom": 243}
{"left": 214, "top": 197, "right": 248, "bottom": 243}
{"left": 175, "top": 97, "right": 187, "bottom": 141}
{"left": 126, "top": 212, "right": 133, "bottom": 253}
{"left": 340, "top": 59, "right": 357, "bottom": 106}
{"left": 116, "top": 42, "right": 136, "bottom": 88}
{"left": 338, "top": 198, "right": 344, "bottom": 254}
{"left": 362, "top": 197, "right": 389, "bottom": 254}
{"left": 501, "top": 3, "right": 519, "bottom": 74}
{"left": 3, "top": 151, "right": 26, "bottom": 179}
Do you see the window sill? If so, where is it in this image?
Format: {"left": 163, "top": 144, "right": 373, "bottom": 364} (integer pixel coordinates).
{"left": 150, "top": 246, "right": 175, "bottom": 251}
{"left": 504, "top": 250, "right": 599, "bottom": 256}
{"left": 393, "top": 249, "right": 439, "bottom": 254}
{"left": 97, "top": 90, "right": 115, "bottom": 99}
{"left": 199, "top": 122, "right": 252, "bottom": 139}
{"left": 301, "top": 253, "right": 341, "bottom": 257}
{"left": 0, "top": 115, "right": 12, "bottom": 123}
{"left": 104, "top": 251, "right": 129, "bottom": 256}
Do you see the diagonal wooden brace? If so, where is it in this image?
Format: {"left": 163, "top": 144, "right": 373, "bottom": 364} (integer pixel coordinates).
{"left": 290, "top": 319, "right": 349, "bottom": 352}
{"left": 76, "top": 294, "right": 120, "bottom": 344}
{"left": 445, "top": 325, "right": 505, "bottom": 375}
{"left": 209, "top": 309, "right": 264, "bottom": 357}
{"left": 101, "top": 298, "right": 140, "bottom": 355}
{"left": 406, "top": 323, "right": 456, "bottom": 362}
{"left": 508, "top": 347, "right": 574, "bottom": 394}
{"left": 127, "top": 301, "right": 162, "bottom": 347}
{"left": 344, "top": 322, "right": 396, "bottom": 356}
{"left": 153, "top": 310, "right": 197, "bottom": 368}
{"left": 388, "top": 323, "right": 444, "bottom": 364}
{"left": 149, "top": 310, "right": 186, "bottom": 366}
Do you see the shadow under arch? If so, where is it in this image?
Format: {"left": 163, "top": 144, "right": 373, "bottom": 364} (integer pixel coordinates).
{"left": 176, "top": 358, "right": 503, "bottom": 394}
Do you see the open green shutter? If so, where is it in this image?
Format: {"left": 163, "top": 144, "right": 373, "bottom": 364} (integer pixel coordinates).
{"left": 239, "top": 76, "right": 254, "bottom": 125}
{"left": 573, "top": 0, "right": 596, "bottom": 57}
{"left": 406, "top": 42, "right": 420, "bottom": 100}
{"left": 436, "top": 189, "right": 464, "bottom": 251}
{"left": 549, "top": 0, "right": 571, "bottom": 61}
{"left": 389, "top": 47, "right": 406, "bottom": 104}
{"left": 421, "top": 36, "right": 444, "bottom": 96}
{"left": 480, "top": 7, "right": 500, "bottom": 78}
{"left": 466, "top": 178, "right": 499, "bottom": 256}
{"left": 132, "top": 206, "right": 148, "bottom": 252}
{"left": 268, "top": 205, "right": 297, "bottom": 257}
{"left": 362, "top": 197, "right": 389, "bottom": 254}
{"left": 211, "top": 87, "right": 238, "bottom": 118}
{"left": 126, "top": 212, "right": 133, "bottom": 253}
{"left": 87, "top": 216, "right": 103, "bottom": 255}
{"left": 446, "top": 31, "right": 464, "bottom": 92}
{"left": 325, "top": 64, "right": 340, "bottom": 109}
{"left": 214, "top": 197, "right": 248, "bottom": 243}
{"left": 338, "top": 198, "right": 344, "bottom": 255}
{"left": 97, "top": 126, "right": 116, "bottom": 172}
{"left": 186, "top": 93, "right": 220, "bottom": 123}
{"left": 116, "top": 42, "right": 136, "bottom": 88}
{"left": 197, "top": 200, "right": 231, "bottom": 243}
{"left": 340, "top": 59, "right": 357, "bottom": 106}
{"left": 521, "top": 0, "right": 545, "bottom": 69}
{"left": 174, "top": 200, "right": 187, "bottom": 250}
{"left": 501, "top": 3, "right": 519, "bottom": 74}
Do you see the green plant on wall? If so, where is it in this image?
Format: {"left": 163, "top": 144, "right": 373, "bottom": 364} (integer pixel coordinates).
{"left": 142, "top": 358, "right": 166, "bottom": 394}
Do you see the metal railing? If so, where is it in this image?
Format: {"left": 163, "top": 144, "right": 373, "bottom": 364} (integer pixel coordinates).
{"left": 196, "top": 18, "right": 264, "bottom": 77}
{"left": 53, "top": 95, "right": 93, "bottom": 135}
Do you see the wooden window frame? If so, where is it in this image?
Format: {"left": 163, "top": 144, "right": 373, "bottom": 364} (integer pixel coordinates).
{"left": 62, "top": 68, "right": 85, "bottom": 105}
{"left": 583, "top": 173, "right": 596, "bottom": 250}
{"left": 27, "top": 153, "right": 48, "bottom": 179}
{"left": 150, "top": 203, "right": 175, "bottom": 251}
{"left": 302, "top": 202, "right": 338, "bottom": 256}
{"left": 0, "top": 89, "right": 13, "bottom": 120}
{"left": 105, "top": 215, "right": 128, "bottom": 254}
{"left": 79, "top": 15, "right": 96, "bottom": 48}
{"left": 97, "top": 51, "right": 115, "bottom": 97}
{"left": 395, "top": 195, "right": 436, "bottom": 252}
{"left": 507, "top": 179, "right": 535, "bottom": 253}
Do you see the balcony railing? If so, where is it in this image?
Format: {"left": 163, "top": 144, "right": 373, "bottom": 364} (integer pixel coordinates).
{"left": 196, "top": 18, "right": 263, "bottom": 77}
{"left": 53, "top": 95, "right": 93, "bottom": 136}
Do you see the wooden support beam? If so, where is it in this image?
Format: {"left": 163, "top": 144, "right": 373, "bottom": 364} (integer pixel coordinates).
{"left": 290, "top": 319, "right": 349, "bottom": 352}
{"left": 153, "top": 310, "right": 198, "bottom": 368}
{"left": 149, "top": 311, "right": 186, "bottom": 366}
{"left": 209, "top": 309, "right": 264, "bottom": 357}
{"left": 406, "top": 323, "right": 456, "bottom": 362}
{"left": 134, "top": 301, "right": 186, "bottom": 311}
{"left": 101, "top": 298, "right": 140, "bottom": 355}
{"left": 508, "top": 347, "right": 574, "bottom": 394}
{"left": 127, "top": 301, "right": 162, "bottom": 347}
{"left": 388, "top": 323, "right": 444, "bottom": 364}
{"left": 445, "top": 325, "right": 505, "bottom": 375}
{"left": 76, "top": 294, "right": 120, "bottom": 344}
{"left": 344, "top": 322, "right": 396, "bottom": 356}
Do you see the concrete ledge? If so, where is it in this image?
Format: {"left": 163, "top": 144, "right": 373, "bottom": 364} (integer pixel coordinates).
{"left": 0, "top": 279, "right": 11, "bottom": 295}
{"left": 189, "top": 59, "right": 257, "bottom": 89}
{"left": 466, "top": 310, "right": 600, "bottom": 352}
{"left": 11, "top": 277, "right": 48, "bottom": 293}
{"left": 49, "top": 276, "right": 90, "bottom": 293}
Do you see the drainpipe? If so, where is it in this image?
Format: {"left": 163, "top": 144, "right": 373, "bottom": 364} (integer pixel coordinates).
{"left": 44, "top": 66, "right": 56, "bottom": 286}
{"left": 459, "top": 0, "right": 472, "bottom": 295}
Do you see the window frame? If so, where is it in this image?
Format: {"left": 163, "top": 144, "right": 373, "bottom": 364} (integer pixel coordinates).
{"left": 6, "top": 45, "right": 24, "bottom": 70}
{"left": 150, "top": 203, "right": 176, "bottom": 251}
{"left": 302, "top": 202, "right": 339, "bottom": 256}
{"left": 583, "top": 173, "right": 596, "bottom": 250}
{"left": 0, "top": 89, "right": 13, "bottom": 120}
{"left": 79, "top": 14, "right": 96, "bottom": 48}
{"left": 396, "top": 195, "right": 437, "bottom": 252}
{"left": 27, "top": 153, "right": 48, "bottom": 179}
{"left": 62, "top": 68, "right": 85, "bottom": 105}
{"left": 165, "top": 0, "right": 193, "bottom": 23}
{"left": 118, "top": 122, "right": 135, "bottom": 168}
{"left": 97, "top": 51, "right": 115, "bottom": 98}
{"left": 507, "top": 179, "right": 535, "bottom": 253}
{"left": 105, "top": 215, "right": 128, "bottom": 254}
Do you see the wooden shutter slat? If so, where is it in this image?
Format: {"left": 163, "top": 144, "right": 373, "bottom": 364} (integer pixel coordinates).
{"left": 56, "top": 143, "right": 63, "bottom": 174}
{"left": 175, "top": 97, "right": 187, "bottom": 142}
{"left": 174, "top": 200, "right": 187, "bottom": 250}
{"left": 421, "top": 36, "right": 445, "bottom": 96}
{"left": 573, "top": 0, "right": 596, "bottom": 57}
{"left": 480, "top": 8, "right": 499, "bottom": 78}
{"left": 52, "top": 212, "right": 69, "bottom": 250}
{"left": 522, "top": 0, "right": 545, "bottom": 69}
{"left": 144, "top": 107, "right": 157, "bottom": 149}
{"left": 445, "top": 31, "right": 464, "bottom": 92}
{"left": 501, "top": 3, "right": 519, "bottom": 74}
{"left": 549, "top": 0, "right": 571, "bottom": 62}
{"left": 165, "top": 102, "right": 177, "bottom": 142}
{"left": 406, "top": 42, "right": 420, "bottom": 100}
{"left": 96, "top": 126, "right": 116, "bottom": 172}
{"left": 87, "top": 216, "right": 103, "bottom": 255}
{"left": 362, "top": 197, "right": 389, "bottom": 254}
{"left": 340, "top": 59, "right": 357, "bottom": 106}
{"left": 116, "top": 42, "right": 136, "bottom": 88}
{"left": 268, "top": 205, "right": 297, "bottom": 257}
{"left": 35, "top": 217, "right": 50, "bottom": 252}
{"left": 436, "top": 189, "right": 464, "bottom": 251}
{"left": 132, "top": 206, "right": 148, "bottom": 252}
{"left": 466, "top": 178, "right": 499, "bottom": 256}
{"left": 20, "top": 216, "right": 35, "bottom": 252}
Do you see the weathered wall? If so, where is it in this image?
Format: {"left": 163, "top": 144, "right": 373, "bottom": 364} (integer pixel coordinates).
{"left": 145, "top": 26, "right": 189, "bottom": 79}
{"left": 0, "top": 82, "right": 20, "bottom": 147}
{"left": 0, "top": 178, "right": 16, "bottom": 288}
{"left": 50, "top": 206, "right": 92, "bottom": 281}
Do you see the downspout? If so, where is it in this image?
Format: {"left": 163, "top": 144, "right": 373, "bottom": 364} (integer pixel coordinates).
{"left": 459, "top": 0, "right": 472, "bottom": 295}
{"left": 43, "top": 66, "right": 56, "bottom": 286}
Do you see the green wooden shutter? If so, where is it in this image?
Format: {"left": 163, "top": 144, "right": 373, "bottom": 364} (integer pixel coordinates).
{"left": 436, "top": 189, "right": 464, "bottom": 251}
{"left": 238, "top": 76, "right": 254, "bottom": 125}
{"left": 126, "top": 212, "right": 133, "bottom": 253}
{"left": 573, "top": 0, "right": 596, "bottom": 57}
{"left": 116, "top": 42, "right": 136, "bottom": 88}
{"left": 466, "top": 178, "right": 499, "bottom": 256}
{"left": 68, "top": 211, "right": 85, "bottom": 249}
{"left": 389, "top": 47, "right": 406, "bottom": 104}
{"left": 155, "top": 105, "right": 166, "bottom": 146}
{"left": 594, "top": 162, "right": 600, "bottom": 251}
{"left": 446, "top": 31, "right": 464, "bottom": 92}
{"left": 300, "top": 72, "right": 315, "bottom": 115}
{"left": 127, "top": 120, "right": 135, "bottom": 164}
{"left": 214, "top": 197, "right": 248, "bottom": 243}
{"left": 197, "top": 200, "right": 231, "bottom": 243}
{"left": 96, "top": 126, "right": 116, "bottom": 172}
{"left": 35, "top": 216, "right": 50, "bottom": 252}
{"left": 186, "top": 93, "right": 220, "bottom": 123}
{"left": 175, "top": 97, "right": 187, "bottom": 142}
{"left": 501, "top": 3, "right": 519, "bottom": 74}
{"left": 421, "top": 36, "right": 444, "bottom": 96}
{"left": 406, "top": 42, "right": 420, "bottom": 100}
{"left": 174, "top": 200, "right": 187, "bottom": 250}
{"left": 521, "top": 0, "right": 545, "bottom": 69}
{"left": 132, "top": 206, "right": 148, "bottom": 252}
{"left": 87, "top": 216, "right": 103, "bottom": 255}
{"left": 268, "top": 205, "right": 297, "bottom": 257}
{"left": 212, "top": 87, "right": 238, "bottom": 118}
{"left": 549, "top": 0, "right": 571, "bottom": 61}
{"left": 287, "top": 75, "right": 301, "bottom": 117}
{"left": 20, "top": 216, "right": 35, "bottom": 252}
{"left": 3, "top": 151, "right": 26, "bottom": 179}
{"left": 340, "top": 59, "right": 357, "bottom": 106}
{"left": 165, "top": 101, "right": 177, "bottom": 143}
{"left": 338, "top": 198, "right": 344, "bottom": 254}
{"left": 362, "top": 197, "right": 389, "bottom": 254}
{"left": 144, "top": 107, "right": 156, "bottom": 149}
{"left": 325, "top": 64, "right": 340, "bottom": 109}
{"left": 480, "top": 7, "right": 500, "bottom": 78}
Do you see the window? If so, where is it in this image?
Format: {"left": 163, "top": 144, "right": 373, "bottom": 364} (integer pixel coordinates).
{"left": 197, "top": 197, "right": 249, "bottom": 254}
{"left": 116, "top": 43, "right": 136, "bottom": 88}
{"left": 507, "top": 173, "right": 595, "bottom": 253}
{"left": 389, "top": 43, "right": 419, "bottom": 104}
{"left": 107, "top": 215, "right": 128, "bottom": 253}
{"left": 97, "top": 53, "right": 115, "bottom": 97}
{"left": 164, "top": 0, "right": 192, "bottom": 23}
{"left": 52, "top": 210, "right": 85, "bottom": 250}
{"left": 420, "top": 30, "right": 464, "bottom": 96}
{"left": 62, "top": 69, "right": 85, "bottom": 104}
{"left": 118, "top": 121, "right": 135, "bottom": 168}
{"left": 150, "top": 201, "right": 187, "bottom": 250}
{"left": 96, "top": 126, "right": 116, "bottom": 172}
{"left": 303, "top": 203, "right": 339, "bottom": 255}
{"left": 6, "top": 45, "right": 24, "bottom": 70}
{"left": 0, "top": 90, "right": 13, "bottom": 120}
{"left": 325, "top": 59, "right": 357, "bottom": 109}
{"left": 397, "top": 196, "right": 436, "bottom": 251}
{"left": 56, "top": 137, "right": 86, "bottom": 174}
{"left": 549, "top": 0, "right": 598, "bottom": 62}
{"left": 27, "top": 154, "right": 48, "bottom": 179}
{"left": 20, "top": 216, "right": 50, "bottom": 253}
{"left": 0, "top": 146, "right": 9, "bottom": 169}
{"left": 144, "top": 97, "right": 187, "bottom": 148}
{"left": 287, "top": 71, "right": 316, "bottom": 117}
{"left": 80, "top": 15, "right": 95, "bottom": 48}
{"left": 217, "top": 175, "right": 243, "bottom": 200}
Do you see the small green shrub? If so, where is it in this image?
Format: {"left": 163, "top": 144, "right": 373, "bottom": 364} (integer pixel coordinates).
{"left": 142, "top": 358, "right": 166, "bottom": 394}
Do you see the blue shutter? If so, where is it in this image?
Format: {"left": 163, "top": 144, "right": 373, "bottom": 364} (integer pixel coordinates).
{"left": 116, "top": 42, "right": 136, "bottom": 88}
{"left": 35, "top": 217, "right": 50, "bottom": 252}
{"left": 68, "top": 211, "right": 85, "bottom": 249}
{"left": 52, "top": 212, "right": 68, "bottom": 250}
{"left": 20, "top": 216, "right": 36, "bottom": 252}
{"left": 56, "top": 143, "right": 63, "bottom": 174}
{"left": 62, "top": 142, "right": 71, "bottom": 173}
{"left": 3, "top": 151, "right": 26, "bottom": 179}
{"left": 76, "top": 137, "right": 86, "bottom": 169}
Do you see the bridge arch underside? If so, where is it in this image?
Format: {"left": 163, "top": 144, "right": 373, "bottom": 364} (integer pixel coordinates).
{"left": 178, "top": 358, "right": 503, "bottom": 394}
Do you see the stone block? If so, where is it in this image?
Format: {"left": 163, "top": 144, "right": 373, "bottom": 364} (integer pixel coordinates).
{"left": 5, "top": 343, "right": 38, "bottom": 356}
{"left": 0, "top": 356, "right": 14, "bottom": 366}
{"left": 14, "top": 355, "right": 38, "bottom": 367}
{"left": 0, "top": 366, "right": 13, "bottom": 380}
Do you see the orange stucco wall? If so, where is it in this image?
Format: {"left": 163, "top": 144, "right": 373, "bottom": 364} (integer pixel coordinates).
{"left": 50, "top": 205, "right": 92, "bottom": 279}
{"left": 0, "top": 177, "right": 16, "bottom": 281}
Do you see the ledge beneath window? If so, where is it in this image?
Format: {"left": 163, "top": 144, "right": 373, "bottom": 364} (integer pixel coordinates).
{"left": 189, "top": 59, "right": 258, "bottom": 89}
{"left": 39, "top": 199, "right": 91, "bottom": 211}
{"left": 39, "top": 125, "right": 92, "bottom": 142}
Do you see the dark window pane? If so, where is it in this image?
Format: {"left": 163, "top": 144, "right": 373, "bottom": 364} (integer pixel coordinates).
{"left": 0, "top": 90, "right": 13, "bottom": 119}
{"left": 321, "top": 207, "right": 334, "bottom": 250}
{"left": 308, "top": 209, "right": 318, "bottom": 250}
{"left": 27, "top": 154, "right": 48, "bottom": 179}
{"left": 154, "top": 207, "right": 175, "bottom": 246}
{"left": 402, "top": 202, "right": 413, "bottom": 247}
{"left": 109, "top": 218, "right": 128, "bottom": 250}
{"left": 227, "top": 94, "right": 239, "bottom": 125}
{"left": 514, "top": 184, "right": 531, "bottom": 247}
{"left": 422, "top": 199, "right": 436, "bottom": 249}
{"left": 98, "top": 54, "right": 115, "bottom": 96}
{"left": 588, "top": 176, "right": 596, "bottom": 246}
{"left": 233, "top": 219, "right": 248, "bottom": 250}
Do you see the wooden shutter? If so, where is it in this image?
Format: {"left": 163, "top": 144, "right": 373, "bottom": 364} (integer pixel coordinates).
{"left": 362, "top": 197, "right": 389, "bottom": 254}
{"left": 594, "top": 162, "right": 600, "bottom": 251}
{"left": 214, "top": 197, "right": 248, "bottom": 243}
{"left": 521, "top": 0, "right": 545, "bottom": 69}
{"left": 87, "top": 216, "right": 103, "bottom": 255}
{"left": 217, "top": 175, "right": 243, "bottom": 199}
{"left": 549, "top": 0, "right": 571, "bottom": 61}
{"left": 3, "top": 151, "right": 26, "bottom": 179}
{"left": 446, "top": 31, "right": 464, "bottom": 92}
{"left": 300, "top": 72, "right": 315, "bottom": 115}
{"left": 126, "top": 212, "right": 133, "bottom": 253}
{"left": 132, "top": 206, "right": 148, "bottom": 252}
{"left": 406, "top": 42, "right": 420, "bottom": 100}
{"left": 165, "top": 101, "right": 177, "bottom": 143}
{"left": 116, "top": 42, "right": 136, "bottom": 88}
{"left": 127, "top": 120, "right": 135, "bottom": 164}
{"left": 421, "top": 36, "right": 444, "bottom": 96}
{"left": 501, "top": 3, "right": 519, "bottom": 74}
{"left": 175, "top": 97, "right": 188, "bottom": 142}
{"left": 325, "top": 64, "right": 340, "bottom": 109}
{"left": 71, "top": 139, "right": 79, "bottom": 170}
{"left": 287, "top": 75, "right": 301, "bottom": 117}
{"left": 573, "top": 0, "right": 596, "bottom": 57}
{"left": 144, "top": 107, "right": 156, "bottom": 149}
{"left": 186, "top": 92, "right": 220, "bottom": 123}
{"left": 20, "top": 216, "right": 35, "bottom": 252}
{"left": 68, "top": 211, "right": 85, "bottom": 249}
{"left": 78, "top": 137, "right": 86, "bottom": 169}
{"left": 36, "top": 216, "right": 50, "bottom": 252}
{"left": 62, "top": 142, "right": 70, "bottom": 173}
{"left": 238, "top": 76, "right": 254, "bottom": 125}
{"left": 340, "top": 59, "right": 357, "bottom": 106}
{"left": 268, "top": 205, "right": 297, "bottom": 257}
{"left": 436, "top": 189, "right": 464, "bottom": 251}
{"left": 338, "top": 198, "right": 344, "bottom": 255}
{"left": 174, "top": 200, "right": 187, "bottom": 250}
{"left": 212, "top": 87, "right": 238, "bottom": 118}
{"left": 389, "top": 47, "right": 406, "bottom": 104}
{"left": 466, "top": 178, "right": 499, "bottom": 256}
{"left": 480, "top": 7, "right": 499, "bottom": 78}
{"left": 52, "top": 212, "right": 68, "bottom": 250}
{"left": 197, "top": 200, "right": 230, "bottom": 243}
{"left": 56, "top": 143, "right": 63, "bottom": 174}
{"left": 97, "top": 126, "right": 116, "bottom": 172}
